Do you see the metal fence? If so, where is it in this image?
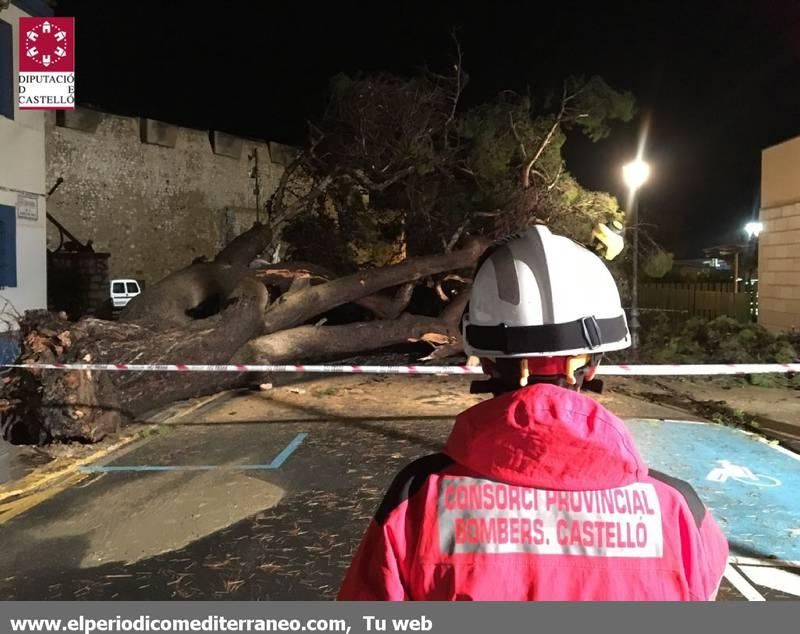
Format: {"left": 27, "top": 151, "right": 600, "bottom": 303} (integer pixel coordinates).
{"left": 639, "top": 282, "right": 755, "bottom": 322}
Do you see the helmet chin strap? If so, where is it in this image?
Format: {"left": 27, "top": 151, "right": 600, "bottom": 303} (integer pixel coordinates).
{"left": 469, "top": 355, "right": 604, "bottom": 396}
{"left": 469, "top": 372, "right": 604, "bottom": 396}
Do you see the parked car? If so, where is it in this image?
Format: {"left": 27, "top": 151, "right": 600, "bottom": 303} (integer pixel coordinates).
{"left": 110, "top": 279, "right": 142, "bottom": 309}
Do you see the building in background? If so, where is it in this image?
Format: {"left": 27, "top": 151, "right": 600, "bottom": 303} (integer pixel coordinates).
{"left": 758, "top": 135, "right": 800, "bottom": 332}
{"left": 46, "top": 108, "right": 292, "bottom": 287}
{"left": 0, "top": 0, "right": 53, "bottom": 363}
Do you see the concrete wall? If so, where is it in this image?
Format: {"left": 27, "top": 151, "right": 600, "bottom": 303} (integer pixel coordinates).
{"left": 0, "top": 1, "right": 48, "bottom": 337}
{"left": 758, "top": 136, "right": 800, "bottom": 332}
{"left": 45, "top": 109, "right": 292, "bottom": 284}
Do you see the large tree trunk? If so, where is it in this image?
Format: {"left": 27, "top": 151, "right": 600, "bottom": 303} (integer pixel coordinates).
{"left": 106, "top": 277, "right": 268, "bottom": 417}
{"left": 215, "top": 223, "right": 272, "bottom": 267}
{"left": 262, "top": 238, "right": 488, "bottom": 334}
{"left": 418, "top": 286, "right": 470, "bottom": 361}
{"left": 120, "top": 222, "right": 274, "bottom": 325}
{"left": 252, "top": 263, "right": 414, "bottom": 319}
{"left": 251, "top": 261, "right": 333, "bottom": 293}
{"left": 236, "top": 314, "right": 457, "bottom": 364}
{"left": 1, "top": 224, "right": 487, "bottom": 444}
{"left": 119, "top": 262, "right": 246, "bottom": 326}
{"left": 355, "top": 284, "right": 416, "bottom": 320}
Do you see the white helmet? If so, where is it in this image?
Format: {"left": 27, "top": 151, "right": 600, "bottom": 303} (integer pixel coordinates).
{"left": 462, "top": 225, "right": 630, "bottom": 358}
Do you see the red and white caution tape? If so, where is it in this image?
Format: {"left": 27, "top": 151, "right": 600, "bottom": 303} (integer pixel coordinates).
{"left": 0, "top": 363, "right": 484, "bottom": 375}
{"left": 2, "top": 362, "right": 800, "bottom": 376}
{"left": 597, "top": 363, "right": 800, "bottom": 376}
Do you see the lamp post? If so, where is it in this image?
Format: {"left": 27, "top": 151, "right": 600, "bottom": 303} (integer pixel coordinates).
{"left": 743, "top": 221, "right": 763, "bottom": 289}
{"left": 622, "top": 158, "right": 651, "bottom": 353}
{"left": 743, "top": 221, "right": 763, "bottom": 317}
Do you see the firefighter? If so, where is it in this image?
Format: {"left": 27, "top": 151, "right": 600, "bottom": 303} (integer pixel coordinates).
{"left": 338, "top": 225, "right": 729, "bottom": 601}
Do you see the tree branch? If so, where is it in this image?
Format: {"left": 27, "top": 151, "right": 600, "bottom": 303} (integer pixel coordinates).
{"left": 262, "top": 238, "right": 490, "bottom": 334}
{"left": 351, "top": 165, "right": 415, "bottom": 192}
{"left": 267, "top": 153, "right": 305, "bottom": 221}
{"left": 355, "top": 283, "right": 416, "bottom": 320}
{"left": 522, "top": 81, "right": 572, "bottom": 188}
{"left": 510, "top": 112, "right": 527, "bottom": 159}
{"left": 442, "top": 32, "right": 464, "bottom": 148}
{"left": 271, "top": 174, "right": 335, "bottom": 229}
{"left": 416, "top": 285, "right": 472, "bottom": 362}
{"left": 547, "top": 162, "right": 564, "bottom": 190}
{"left": 236, "top": 314, "right": 458, "bottom": 365}
{"left": 440, "top": 284, "right": 471, "bottom": 325}
{"left": 444, "top": 215, "right": 471, "bottom": 252}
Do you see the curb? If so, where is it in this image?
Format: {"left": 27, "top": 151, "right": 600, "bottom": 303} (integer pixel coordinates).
{"left": 0, "top": 393, "right": 222, "bottom": 524}
{"left": 0, "top": 433, "right": 146, "bottom": 506}
{"left": 0, "top": 431, "right": 151, "bottom": 524}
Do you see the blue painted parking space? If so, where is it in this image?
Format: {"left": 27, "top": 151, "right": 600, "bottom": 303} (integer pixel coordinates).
{"left": 627, "top": 419, "right": 800, "bottom": 562}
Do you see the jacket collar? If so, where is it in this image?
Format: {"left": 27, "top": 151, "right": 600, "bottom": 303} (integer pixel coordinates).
{"left": 444, "top": 383, "right": 647, "bottom": 490}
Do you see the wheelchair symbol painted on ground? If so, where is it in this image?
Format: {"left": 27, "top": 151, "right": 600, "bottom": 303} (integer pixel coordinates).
{"left": 706, "top": 460, "right": 782, "bottom": 487}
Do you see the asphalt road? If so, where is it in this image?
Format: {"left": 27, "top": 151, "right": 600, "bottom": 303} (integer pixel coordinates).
{"left": 0, "top": 385, "right": 798, "bottom": 601}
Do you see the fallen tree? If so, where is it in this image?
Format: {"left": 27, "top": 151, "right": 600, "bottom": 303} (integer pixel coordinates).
{"left": 251, "top": 262, "right": 416, "bottom": 320}
{"left": 0, "top": 222, "right": 486, "bottom": 444}
{"left": 261, "top": 237, "right": 487, "bottom": 334}
{"left": 1, "top": 274, "right": 268, "bottom": 443}
{"left": 0, "top": 54, "right": 639, "bottom": 445}
{"left": 236, "top": 314, "right": 459, "bottom": 365}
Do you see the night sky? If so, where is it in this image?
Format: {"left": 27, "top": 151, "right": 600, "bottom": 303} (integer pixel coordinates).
{"left": 54, "top": 0, "right": 800, "bottom": 257}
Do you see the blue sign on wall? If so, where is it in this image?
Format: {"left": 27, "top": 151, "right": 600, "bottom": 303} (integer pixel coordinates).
{"left": 0, "top": 331, "right": 20, "bottom": 365}
{"left": 0, "top": 204, "right": 17, "bottom": 287}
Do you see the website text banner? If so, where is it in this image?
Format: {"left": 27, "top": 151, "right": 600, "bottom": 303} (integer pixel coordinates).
{"left": 0, "top": 602, "right": 791, "bottom": 634}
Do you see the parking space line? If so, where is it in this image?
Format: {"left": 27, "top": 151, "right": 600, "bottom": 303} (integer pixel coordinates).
{"left": 268, "top": 433, "right": 308, "bottom": 468}
{"left": 79, "top": 433, "right": 308, "bottom": 473}
{"left": 729, "top": 555, "right": 800, "bottom": 569}
{"left": 0, "top": 434, "right": 143, "bottom": 505}
{"left": 724, "top": 563, "right": 766, "bottom": 601}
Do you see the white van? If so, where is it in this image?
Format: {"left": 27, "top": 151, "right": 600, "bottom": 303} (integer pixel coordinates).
{"left": 110, "top": 279, "right": 142, "bottom": 309}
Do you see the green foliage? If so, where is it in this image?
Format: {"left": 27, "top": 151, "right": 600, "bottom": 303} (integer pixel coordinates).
{"left": 313, "top": 387, "right": 340, "bottom": 398}
{"left": 282, "top": 65, "right": 640, "bottom": 270}
{"left": 748, "top": 373, "right": 784, "bottom": 389}
{"left": 282, "top": 206, "right": 347, "bottom": 271}
{"left": 458, "top": 96, "right": 565, "bottom": 203}
{"left": 565, "top": 76, "right": 637, "bottom": 142}
{"left": 643, "top": 249, "right": 674, "bottom": 279}
{"left": 325, "top": 71, "right": 447, "bottom": 175}
{"left": 625, "top": 314, "right": 799, "bottom": 389}
{"left": 283, "top": 200, "right": 406, "bottom": 272}
{"left": 640, "top": 315, "right": 797, "bottom": 364}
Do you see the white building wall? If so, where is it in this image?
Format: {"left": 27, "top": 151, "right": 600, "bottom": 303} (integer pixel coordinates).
{"left": 0, "top": 1, "right": 48, "bottom": 334}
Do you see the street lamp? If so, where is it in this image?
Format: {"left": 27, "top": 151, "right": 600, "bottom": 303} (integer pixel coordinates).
{"left": 744, "top": 221, "right": 763, "bottom": 239}
{"left": 622, "top": 159, "right": 651, "bottom": 193}
{"left": 622, "top": 158, "right": 651, "bottom": 354}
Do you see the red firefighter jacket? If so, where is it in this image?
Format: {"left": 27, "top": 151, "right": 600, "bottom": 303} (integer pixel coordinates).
{"left": 337, "top": 383, "right": 729, "bottom": 601}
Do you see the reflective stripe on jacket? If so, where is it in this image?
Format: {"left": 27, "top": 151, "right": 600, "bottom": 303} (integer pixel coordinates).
{"left": 338, "top": 383, "right": 729, "bottom": 601}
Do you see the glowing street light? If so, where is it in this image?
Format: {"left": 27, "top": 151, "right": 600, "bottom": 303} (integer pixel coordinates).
{"left": 622, "top": 158, "right": 650, "bottom": 354}
{"left": 744, "top": 221, "right": 763, "bottom": 239}
{"left": 622, "top": 158, "right": 651, "bottom": 193}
